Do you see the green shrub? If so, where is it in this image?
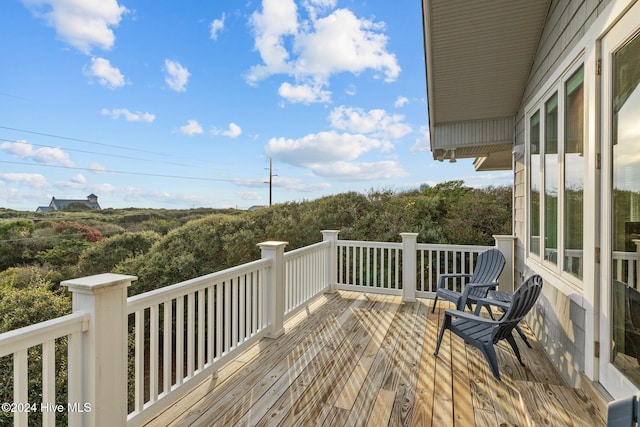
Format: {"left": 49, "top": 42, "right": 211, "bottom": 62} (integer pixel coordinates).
{"left": 0, "top": 286, "right": 71, "bottom": 426}
{"left": 77, "top": 231, "right": 161, "bottom": 277}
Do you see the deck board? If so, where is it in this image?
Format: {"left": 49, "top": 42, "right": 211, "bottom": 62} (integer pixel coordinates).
{"left": 143, "top": 291, "right": 606, "bottom": 427}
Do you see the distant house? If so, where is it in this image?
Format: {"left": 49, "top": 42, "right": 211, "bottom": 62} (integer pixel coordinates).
{"left": 247, "top": 205, "right": 266, "bottom": 212}
{"left": 36, "top": 194, "right": 101, "bottom": 212}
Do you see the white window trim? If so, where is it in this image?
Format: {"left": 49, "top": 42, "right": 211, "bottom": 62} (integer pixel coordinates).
{"left": 525, "top": 56, "right": 586, "bottom": 294}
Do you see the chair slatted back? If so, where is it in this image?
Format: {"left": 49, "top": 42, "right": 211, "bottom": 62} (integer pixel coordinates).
{"left": 467, "top": 248, "right": 506, "bottom": 298}
{"left": 493, "top": 275, "right": 543, "bottom": 343}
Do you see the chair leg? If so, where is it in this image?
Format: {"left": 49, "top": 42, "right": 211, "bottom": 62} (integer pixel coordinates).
{"left": 515, "top": 325, "right": 532, "bottom": 348}
{"left": 433, "top": 314, "right": 450, "bottom": 356}
{"left": 431, "top": 295, "right": 439, "bottom": 313}
{"left": 505, "top": 334, "right": 525, "bottom": 367}
{"left": 481, "top": 343, "right": 501, "bottom": 380}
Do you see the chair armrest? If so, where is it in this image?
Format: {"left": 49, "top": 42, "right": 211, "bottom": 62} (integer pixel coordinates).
{"left": 473, "top": 297, "right": 511, "bottom": 315}
{"left": 436, "top": 273, "right": 474, "bottom": 289}
{"left": 456, "top": 282, "right": 499, "bottom": 310}
{"left": 444, "top": 308, "right": 499, "bottom": 325}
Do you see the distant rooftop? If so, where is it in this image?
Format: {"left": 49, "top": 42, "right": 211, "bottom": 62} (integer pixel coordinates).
{"left": 36, "top": 194, "right": 101, "bottom": 212}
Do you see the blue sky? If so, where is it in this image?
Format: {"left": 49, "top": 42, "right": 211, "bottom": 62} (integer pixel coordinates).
{"left": 0, "top": 0, "right": 511, "bottom": 211}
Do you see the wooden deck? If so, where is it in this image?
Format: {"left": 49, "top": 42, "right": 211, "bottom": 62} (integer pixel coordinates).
{"left": 144, "top": 291, "right": 606, "bottom": 426}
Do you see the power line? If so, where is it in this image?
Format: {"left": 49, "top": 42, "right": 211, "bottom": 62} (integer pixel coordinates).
{"left": 0, "top": 160, "right": 266, "bottom": 185}
{"left": 0, "top": 137, "right": 192, "bottom": 167}
{"left": 0, "top": 125, "right": 170, "bottom": 157}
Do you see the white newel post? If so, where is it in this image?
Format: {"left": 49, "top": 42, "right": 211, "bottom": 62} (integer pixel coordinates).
{"left": 258, "top": 241, "right": 288, "bottom": 339}
{"left": 62, "top": 273, "right": 136, "bottom": 427}
{"left": 401, "top": 233, "right": 419, "bottom": 302}
{"left": 322, "top": 230, "right": 340, "bottom": 293}
{"left": 493, "top": 235, "right": 516, "bottom": 292}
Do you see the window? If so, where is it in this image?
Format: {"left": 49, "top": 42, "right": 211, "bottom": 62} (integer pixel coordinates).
{"left": 611, "top": 32, "right": 640, "bottom": 381}
{"left": 527, "top": 65, "right": 585, "bottom": 280}
{"left": 545, "top": 93, "right": 559, "bottom": 264}
{"left": 530, "top": 112, "right": 541, "bottom": 256}
{"left": 564, "top": 67, "right": 584, "bottom": 278}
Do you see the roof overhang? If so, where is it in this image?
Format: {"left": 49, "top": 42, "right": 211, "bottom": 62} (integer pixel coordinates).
{"left": 422, "top": 0, "right": 550, "bottom": 171}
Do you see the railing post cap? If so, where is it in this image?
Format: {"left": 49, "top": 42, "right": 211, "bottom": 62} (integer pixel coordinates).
{"left": 257, "top": 241, "right": 289, "bottom": 249}
{"left": 321, "top": 230, "right": 340, "bottom": 234}
{"left": 493, "top": 235, "right": 516, "bottom": 240}
{"left": 61, "top": 273, "right": 136, "bottom": 294}
{"left": 400, "top": 232, "right": 419, "bottom": 238}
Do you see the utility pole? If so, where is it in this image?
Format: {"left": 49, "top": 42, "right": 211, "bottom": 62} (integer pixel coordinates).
{"left": 265, "top": 157, "right": 277, "bottom": 206}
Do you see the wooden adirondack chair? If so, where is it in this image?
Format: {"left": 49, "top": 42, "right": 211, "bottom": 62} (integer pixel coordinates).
{"left": 431, "top": 248, "right": 506, "bottom": 313}
{"left": 434, "top": 274, "right": 543, "bottom": 380}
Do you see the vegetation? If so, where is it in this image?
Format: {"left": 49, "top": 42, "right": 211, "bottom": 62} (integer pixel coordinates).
{"left": 0, "top": 182, "right": 512, "bottom": 419}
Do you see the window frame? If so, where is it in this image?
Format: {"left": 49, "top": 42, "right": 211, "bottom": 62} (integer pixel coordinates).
{"left": 525, "top": 59, "right": 586, "bottom": 289}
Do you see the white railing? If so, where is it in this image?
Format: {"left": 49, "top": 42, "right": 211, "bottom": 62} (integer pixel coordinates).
{"left": 284, "top": 240, "right": 331, "bottom": 316}
{"left": 336, "top": 239, "right": 404, "bottom": 294}
{"left": 0, "top": 231, "right": 514, "bottom": 426}
{"left": 126, "top": 258, "right": 271, "bottom": 425}
{"left": 613, "top": 250, "right": 640, "bottom": 288}
{"left": 416, "top": 243, "right": 493, "bottom": 295}
{"left": 335, "top": 238, "right": 494, "bottom": 298}
{"left": 0, "top": 311, "right": 89, "bottom": 427}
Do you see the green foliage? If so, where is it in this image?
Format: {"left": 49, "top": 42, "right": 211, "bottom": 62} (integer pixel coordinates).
{"left": 441, "top": 186, "right": 512, "bottom": 245}
{"left": 77, "top": 231, "right": 161, "bottom": 277}
{"left": 36, "top": 239, "right": 91, "bottom": 267}
{"left": 60, "top": 201, "right": 94, "bottom": 212}
{"left": 0, "top": 286, "right": 71, "bottom": 427}
{"left": 0, "top": 219, "right": 36, "bottom": 270}
{"left": 0, "top": 265, "right": 69, "bottom": 294}
{"left": 123, "top": 183, "right": 512, "bottom": 294}
{"left": 0, "top": 182, "right": 512, "bottom": 423}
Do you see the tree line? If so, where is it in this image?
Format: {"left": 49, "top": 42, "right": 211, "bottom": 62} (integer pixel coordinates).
{"left": 0, "top": 181, "right": 511, "bottom": 425}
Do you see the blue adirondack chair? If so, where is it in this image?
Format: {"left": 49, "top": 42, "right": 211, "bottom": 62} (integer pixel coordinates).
{"left": 431, "top": 248, "right": 506, "bottom": 313}
{"left": 434, "top": 274, "right": 543, "bottom": 380}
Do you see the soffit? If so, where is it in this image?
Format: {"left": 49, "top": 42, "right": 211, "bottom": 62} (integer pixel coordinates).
{"left": 424, "top": 0, "right": 551, "bottom": 125}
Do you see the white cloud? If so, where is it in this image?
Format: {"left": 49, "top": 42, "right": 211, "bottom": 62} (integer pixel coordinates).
{"left": 119, "top": 186, "right": 206, "bottom": 205}
{"left": 272, "top": 175, "right": 331, "bottom": 192}
{"left": 247, "top": 0, "right": 298, "bottom": 85}
{"left": 86, "top": 57, "right": 125, "bottom": 88}
{"left": 265, "top": 129, "right": 407, "bottom": 182}
{"left": 233, "top": 176, "right": 331, "bottom": 193}
{"left": 462, "top": 172, "right": 514, "bottom": 188}
{"left": 101, "top": 108, "right": 155, "bottom": 122}
{"left": 293, "top": 9, "right": 400, "bottom": 81}
{"left": 180, "top": 119, "right": 203, "bottom": 136}
{"left": 329, "top": 106, "right": 412, "bottom": 139}
{"left": 88, "top": 162, "right": 108, "bottom": 174}
{"left": 71, "top": 174, "right": 86, "bottom": 184}
{"left": 312, "top": 160, "right": 406, "bottom": 181}
{"left": 22, "top": 0, "right": 128, "bottom": 54}
{"left": 164, "top": 59, "right": 190, "bottom": 92}
{"left": 237, "top": 191, "right": 262, "bottom": 201}
{"left": 410, "top": 126, "right": 430, "bottom": 153}
{"left": 210, "top": 13, "right": 225, "bottom": 40}
{"left": 266, "top": 131, "right": 386, "bottom": 165}
{"left": 247, "top": 1, "right": 400, "bottom": 103}
{"left": 278, "top": 82, "right": 331, "bottom": 104}
{"left": 394, "top": 96, "right": 408, "bottom": 108}
{"left": 302, "top": 0, "right": 337, "bottom": 19}
{"left": 222, "top": 122, "right": 242, "bottom": 138}
{"left": 0, "top": 172, "right": 48, "bottom": 188}
{"left": 0, "top": 140, "right": 74, "bottom": 167}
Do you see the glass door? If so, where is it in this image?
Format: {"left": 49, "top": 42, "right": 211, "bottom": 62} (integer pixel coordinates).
{"left": 601, "top": 1, "right": 640, "bottom": 397}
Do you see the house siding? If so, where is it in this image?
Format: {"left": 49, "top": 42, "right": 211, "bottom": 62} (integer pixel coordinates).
{"left": 513, "top": 0, "right": 612, "bottom": 388}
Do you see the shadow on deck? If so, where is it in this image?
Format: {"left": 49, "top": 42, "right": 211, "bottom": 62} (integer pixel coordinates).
{"left": 144, "top": 291, "right": 606, "bottom": 426}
